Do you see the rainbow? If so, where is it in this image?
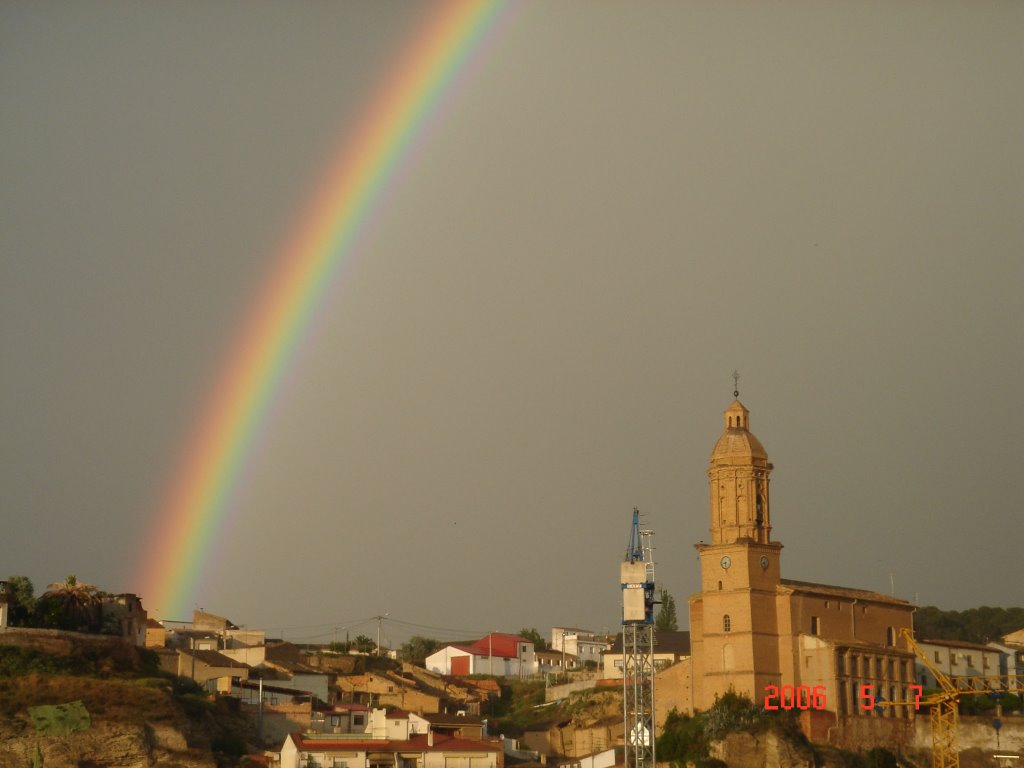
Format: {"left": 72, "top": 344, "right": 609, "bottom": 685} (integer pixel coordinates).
{"left": 137, "top": 0, "right": 509, "bottom": 619}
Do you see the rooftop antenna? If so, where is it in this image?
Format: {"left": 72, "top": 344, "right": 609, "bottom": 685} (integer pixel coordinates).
{"left": 732, "top": 370, "right": 740, "bottom": 399}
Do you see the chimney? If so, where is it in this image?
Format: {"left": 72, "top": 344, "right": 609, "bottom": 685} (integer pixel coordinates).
{"left": 428, "top": 730, "right": 434, "bottom": 747}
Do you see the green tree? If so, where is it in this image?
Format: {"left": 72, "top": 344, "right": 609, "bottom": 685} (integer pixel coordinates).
{"left": 519, "top": 628, "right": 547, "bottom": 650}
{"left": 703, "top": 691, "right": 767, "bottom": 740}
{"left": 656, "top": 588, "right": 679, "bottom": 632}
{"left": 400, "top": 635, "right": 443, "bottom": 663}
{"left": 657, "top": 707, "right": 709, "bottom": 768}
{"left": 5, "top": 576, "right": 36, "bottom": 626}
{"left": 353, "top": 634, "right": 376, "bottom": 653}
{"left": 40, "top": 575, "right": 101, "bottom": 631}
{"left": 913, "top": 605, "right": 1024, "bottom": 643}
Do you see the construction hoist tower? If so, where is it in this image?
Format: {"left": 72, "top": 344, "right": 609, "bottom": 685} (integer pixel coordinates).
{"left": 621, "top": 508, "right": 656, "bottom": 768}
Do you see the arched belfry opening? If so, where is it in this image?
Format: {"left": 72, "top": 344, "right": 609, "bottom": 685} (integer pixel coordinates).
{"left": 708, "top": 399, "right": 773, "bottom": 545}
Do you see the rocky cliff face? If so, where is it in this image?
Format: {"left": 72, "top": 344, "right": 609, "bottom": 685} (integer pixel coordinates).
{"left": 709, "top": 731, "right": 816, "bottom": 768}
{"left": 0, "top": 720, "right": 216, "bottom": 768}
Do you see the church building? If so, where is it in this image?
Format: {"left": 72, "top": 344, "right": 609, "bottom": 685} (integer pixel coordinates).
{"left": 682, "top": 397, "right": 919, "bottom": 744}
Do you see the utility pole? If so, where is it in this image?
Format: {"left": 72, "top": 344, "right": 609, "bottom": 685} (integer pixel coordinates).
{"left": 376, "top": 614, "right": 388, "bottom": 657}
{"left": 257, "top": 677, "right": 264, "bottom": 742}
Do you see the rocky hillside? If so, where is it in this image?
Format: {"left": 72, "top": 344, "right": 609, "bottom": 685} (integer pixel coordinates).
{"left": 0, "top": 632, "right": 255, "bottom": 767}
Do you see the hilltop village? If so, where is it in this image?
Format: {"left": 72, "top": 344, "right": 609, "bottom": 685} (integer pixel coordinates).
{"left": 2, "top": 399, "right": 1023, "bottom": 767}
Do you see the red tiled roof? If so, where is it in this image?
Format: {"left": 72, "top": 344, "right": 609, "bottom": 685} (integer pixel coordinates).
{"left": 468, "top": 632, "right": 531, "bottom": 659}
{"left": 779, "top": 579, "right": 911, "bottom": 606}
{"left": 289, "top": 732, "right": 501, "bottom": 752}
{"left": 422, "top": 712, "right": 484, "bottom": 726}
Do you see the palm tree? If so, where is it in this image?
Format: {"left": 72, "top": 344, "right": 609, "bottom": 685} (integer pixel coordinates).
{"left": 44, "top": 575, "right": 101, "bottom": 631}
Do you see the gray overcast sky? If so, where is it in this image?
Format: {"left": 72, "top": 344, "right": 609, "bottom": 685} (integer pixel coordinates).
{"left": 2, "top": 1, "right": 1021, "bottom": 645}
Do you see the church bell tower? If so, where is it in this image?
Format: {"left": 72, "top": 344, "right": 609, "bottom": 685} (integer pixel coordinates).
{"left": 708, "top": 399, "right": 773, "bottom": 545}
{"left": 690, "top": 390, "right": 783, "bottom": 709}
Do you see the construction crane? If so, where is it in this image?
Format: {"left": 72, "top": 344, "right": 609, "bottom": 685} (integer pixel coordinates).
{"left": 621, "top": 508, "right": 657, "bottom": 768}
{"left": 874, "top": 628, "right": 1024, "bottom": 768}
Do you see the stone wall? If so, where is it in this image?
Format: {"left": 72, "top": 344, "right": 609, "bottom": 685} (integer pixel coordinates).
{"left": 546, "top": 674, "right": 601, "bottom": 702}
{"left": 911, "top": 714, "right": 1024, "bottom": 753}
{"left": 0, "top": 626, "right": 130, "bottom": 656}
{"left": 830, "top": 715, "right": 915, "bottom": 750}
{"left": 710, "top": 731, "right": 815, "bottom": 768}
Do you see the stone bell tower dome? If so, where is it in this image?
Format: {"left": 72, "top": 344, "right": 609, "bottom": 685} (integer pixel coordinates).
{"left": 708, "top": 399, "right": 774, "bottom": 545}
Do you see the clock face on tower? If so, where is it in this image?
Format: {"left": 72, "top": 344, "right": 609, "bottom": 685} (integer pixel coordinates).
{"left": 720, "top": 555, "right": 731, "bottom": 570}
{"left": 760, "top": 556, "right": 770, "bottom": 570}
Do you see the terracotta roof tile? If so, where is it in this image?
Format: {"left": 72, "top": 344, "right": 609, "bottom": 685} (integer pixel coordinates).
{"left": 290, "top": 732, "right": 501, "bottom": 752}
{"left": 779, "top": 579, "right": 912, "bottom": 606}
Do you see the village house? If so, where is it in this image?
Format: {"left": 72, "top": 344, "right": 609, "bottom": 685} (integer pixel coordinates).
{"left": 310, "top": 703, "right": 370, "bottom": 735}
{"left": 144, "top": 618, "right": 166, "bottom": 648}
{"left": 280, "top": 731, "right": 502, "bottom": 768}
{"left": 280, "top": 708, "right": 502, "bottom": 768}
{"left": 601, "top": 630, "right": 691, "bottom": 679}
{"left": 166, "top": 648, "right": 251, "bottom": 692}
{"left": 426, "top": 633, "right": 535, "bottom": 677}
{"left": 1004, "top": 628, "right": 1024, "bottom": 647}
{"left": 914, "top": 638, "right": 1003, "bottom": 688}
{"left": 98, "top": 593, "right": 148, "bottom": 645}
{"left": 550, "top": 628, "right": 610, "bottom": 669}
{"left": 230, "top": 678, "right": 315, "bottom": 744}
{"left": 536, "top": 648, "right": 577, "bottom": 671}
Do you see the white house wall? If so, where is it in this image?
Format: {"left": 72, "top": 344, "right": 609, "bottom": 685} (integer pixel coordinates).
{"left": 426, "top": 646, "right": 537, "bottom": 677}
{"left": 426, "top": 646, "right": 473, "bottom": 675}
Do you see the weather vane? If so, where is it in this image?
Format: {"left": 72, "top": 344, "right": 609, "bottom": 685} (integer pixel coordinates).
{"left": 732, "top": 370, "right": 740, "bottom": 398}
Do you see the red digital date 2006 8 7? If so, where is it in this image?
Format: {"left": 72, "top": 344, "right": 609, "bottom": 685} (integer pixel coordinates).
{"left": 763, "top": 684, "right": 923, "bottom": 711}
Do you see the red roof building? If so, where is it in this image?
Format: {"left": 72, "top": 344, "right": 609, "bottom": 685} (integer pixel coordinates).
{"left": 426, "top": 633, "right": 536, "bottom": 677}
{"left": 281, "top": 732, "right": 502, "bottom": 768}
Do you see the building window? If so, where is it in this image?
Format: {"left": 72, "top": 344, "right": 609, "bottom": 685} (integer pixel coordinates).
{"left": 966, "top": 655, "right": 973, "bottom": 666}
{"left": 934, "top": 651, "right": 941, "bottom": 663}
{"left": 875, "top": 658, "right": 882, "bottom": 678}
{"left": 723, "top": 615, "right": 731, "bottom": 633}
{"left": 886, "top": 627, "right": 896, "bottom": 646}
{"left": 887, "top": 659, "right": 894, "bottom": 678}
{"left": 837, "top": 655, "right": 845, "bottom": 675}
{"left": 718, "top": 581, "right": 722, "bottom": 591}
{"left": 353, "top": 715, "right": 365, "bottom": 726}
{"left": 950, "top": 653, "right": 958, "bottom": 665}
{"left": 810, "top": 616, "right": 820, "bottom": 635}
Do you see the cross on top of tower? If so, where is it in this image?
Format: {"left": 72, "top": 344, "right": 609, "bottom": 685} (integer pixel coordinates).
{"left": 732, "top": 370, "right": 740, "bottom": 399}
